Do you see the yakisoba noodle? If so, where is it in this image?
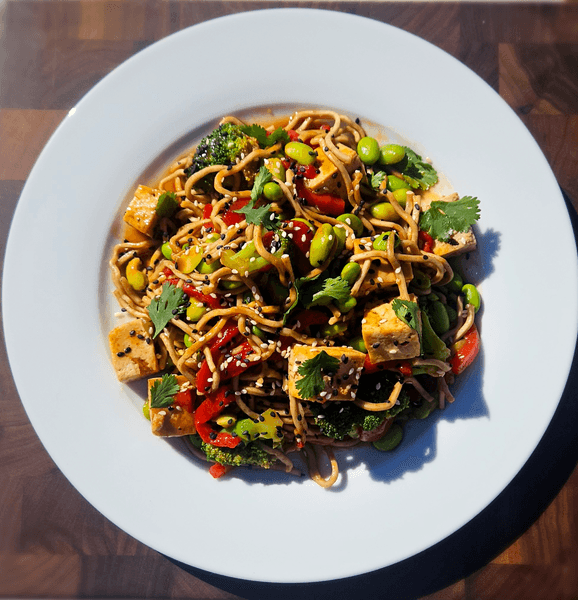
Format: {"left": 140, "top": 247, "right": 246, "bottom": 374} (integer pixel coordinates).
{"left": 108, "top": 109, "right": 481, "bottom": 488}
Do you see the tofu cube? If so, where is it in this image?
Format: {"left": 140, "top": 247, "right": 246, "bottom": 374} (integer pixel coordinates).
{"left": 420, "top": 193, "right": 477, "bottom": 257}
{"left": 123, "top": 185, "right": 161, "bottom": 237}
{"left": 287, "top": 345, "right": 366, "bottom": 402}
{"left": 109, "top": 319, "right": 159, "bottom": 382}
{"left": 353, "top": 237, "right": 413, "bottom": 292}
{"left": 148, "top": 376, "right": 196, "bottom": 437}
{"left": 362, "top": 298, "right": 421, "bottom": 363}
{"left": 305, "top": 144, "right": 360, "bottom": 196}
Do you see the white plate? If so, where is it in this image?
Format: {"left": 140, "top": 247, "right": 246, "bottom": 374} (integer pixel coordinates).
{"left": 4, "top": 9, "right": 577, "bottom": 584}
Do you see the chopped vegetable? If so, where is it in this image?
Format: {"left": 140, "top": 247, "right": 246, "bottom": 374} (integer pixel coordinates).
{"left": 295, "top": 350, "right": 340, "bottom": 399}
{"left": 147, "top": 283, "right": 187, "bottom": 338}
{"left": 420, "top": 196, "right": 481, "bottom": 242}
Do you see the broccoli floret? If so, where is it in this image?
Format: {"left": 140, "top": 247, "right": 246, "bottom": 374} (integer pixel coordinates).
{"left": 185, "top": 123, "right": 250, "bottom": 185}
{"left": 198, "top": 439, "right": 274, "bottom": 469}
{"left": 356, "top": 372, "right": 410, "bottom": 419}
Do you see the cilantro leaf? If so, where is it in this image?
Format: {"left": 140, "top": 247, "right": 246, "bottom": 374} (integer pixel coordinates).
{"left": 370, "top": 169, "right": 388, "bottom": 191}
{"left": 419, "top": 196, "right": 480, "bottom": 242}
{"left": 147, "top": 283, "right": 187, "bottom": 338}
{"left": 150, "top": 373, "right": 180, "bottom": 408}
{"left": 240, "top": 124, "right": 290, "bottom": 148}
{"left": 392, "top": 299, "right": 422, "bottom": 353}
{"left": 234, "top": 167, "right": 280, "bottom": 231}
{"left": 295, "top": 351, "right": 340, "bottom": 399}
{"left": 397, "top": 148, "right": 438, "bottom": 190}
{"left": 309, "top": 277, "right": 351, "bottom": 307}
{"left": 250, "top": 166, "right": 273, "bottom": 203}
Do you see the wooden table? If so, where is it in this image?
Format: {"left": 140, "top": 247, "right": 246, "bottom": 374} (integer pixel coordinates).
{"left": 1, "top": 2, "right": 577, "bottom": 599}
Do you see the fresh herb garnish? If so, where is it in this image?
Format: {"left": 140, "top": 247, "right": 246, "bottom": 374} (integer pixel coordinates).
{"left": 295, "top": 351, "right": 340, "bottom": 399}
{"left": 391, "top": 299, "right": 422, "bottom": 353}
{"left": 370, "top": 169, "right": 388, "bottom": 191}
{"left": 155, "top": 191, "right": 179, "bottom": 218}
{"left": 419, "top": 196, "right": 480, "bottom": 242}
{"left": 309, "top": 276, "right": 351, "bottom": 307}
{"left": 150, "top": 373, "right": 180, "bottom": 408}
{"left": 240, "top": 124, "right": 290, "bottom": 148}
{"left": 235, "top": 166, "right": 280, "bottom": 231}
{"left": 147, "top": 283, "right": 187, "bottom": 338}
{"left": 397, "top": 148, "right": 438, "bottom": 190}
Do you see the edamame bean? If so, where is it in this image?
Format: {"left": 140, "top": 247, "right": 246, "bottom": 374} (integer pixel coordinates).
{"left": 462, "top": 283, "right": 481, "bottom": 312}
{"left": 220, "top": 280, "right": 244, "bottom": 290}
{"left": 161, "top": 242, "right": 173, "bottom": 260}
{"left": 333, "top": 225, "right": 346, "bottom": 255}
{"left": 373, "top": 423, "right": 403, "bottom": 451}
{"left": 309, "top": 223, "right": 335, "bottom": 267}
{"left": 445, "top": 305, "right": 458, "bottom": 325}
{"left": 369, "top": 202, "right": 399, "bottom": 222}
{"left": 386, "top": 175, "right": 410, "bottom": 192}
{"left": 350, "top": 336, "right": 367, "bottom": 353}
{"left": 320, "top": 322, "right": 347, "bottom": 338}
{"left": 263, "top": 181, "right": 283, "bottom": 202}
{"left": 446, "top": 271, "right": 463, "bottom": 294}
{"left": 126, "top": 257, "right": 147, "bottom": 291}
{"left": 142, "top": 401, "right": 150, "bottom": 421}
{"left": 341, "top": 262, "right": 362, "bottom": 285}
{"left": 373, "top": 232, "right": 391, "bottom": 252}
{"left": 285, "top": 141, "right": 317, "bottom": 165}
{"left": 429, "top": 300, "right": 450, "bottom": 335}
{"left": 336, "top": 213, "right": 364, "bottom": 236}
{"left": 412, "top": 270, "right": 431, "bottom": 291}
{"left": 392, "top": 188, "right": 408, "bottom": 205}
{"left": 186, "top": 299, "right": 207, "bottom": 322}
{"left": 357, "top": 137, "right": 380, "bottom": 165}
{"left": 183, "top": 334, "right": 193, "bottom": 348}
{"left": 379, "top": 144, "right": 405, "bottom": 165}
{"left": 251, "top": 325, "right": 267, "bottom": 340}
{"left": 336, "top": 297, "right": 357, "bottom": 313}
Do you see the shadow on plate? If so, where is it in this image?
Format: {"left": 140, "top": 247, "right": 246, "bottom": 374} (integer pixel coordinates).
{"left": 164, "top": 190, "right": 578, "bottom": 599}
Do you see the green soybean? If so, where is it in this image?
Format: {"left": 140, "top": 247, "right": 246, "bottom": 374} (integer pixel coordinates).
{"left": 429, "top": 301, "right": 450, "bottom": 335}
{"left": 392, "top": 188, "right": 408, "bottom": 205}
{"left": 373, "top": 232, "right": 391, "bottom": 252}
{"left": 142, "top": 401, "right": 150, "bottom": 421}
{"left": 285, "top": 141, "right": 317, "bottom": 165}
{"left": 379, "top": 144, "right": 405, "bottom": 165}
{"left": 336, "top": 213, "right": 364, "bottom": 236}
{"left": 350, "top": 336, "right": 367, "bottom": 353}
{"left": 387, "top": 174, "right": 411, "bottom": 192}
{"left": 412, "top": 270, "right": 431, "bottom": 291}
{"left": 263, "top": 181, "right": 283, "bottom": 201}
{"left": 446, "top": 271, "right": 464, "bottom": 294}
{"left": 183, "top": 334, "right": 193, "bottom": 348}
{"left": 161, "top": 242, "right": 173, "bottom": 260}
{"left": 373, "top": 424, "right": 403, "bottom": 452}
{"left": 357, "top": 137, "right": 380, "bottom": 165}
{"left": 336, "top": 297, "right": 357, "bottom": 313}
{"left": 445, "top": 305, "right": 458, "bottom": 325}
{"left": 309, "top": 223, "right": 335, "bottom": 267}
{"left": 196, "top": 259, "right": 222, "bottom": 274}
{"left": 341, "top": 262, "right": 361, "bottom": 285}
{"left": 370, "top": 202, "right": 399, "bottom": 222}
{"left": 462, "top": 283, "right": 481, "bottom": 312}
{"left": 333, "top": 225, "right": 346, "bottom": 255}
{"left": 186, "top": 299, "right": 207, "bottom": 322}
{"left": 320, "top": 322, "right": 347, "bottom": 338}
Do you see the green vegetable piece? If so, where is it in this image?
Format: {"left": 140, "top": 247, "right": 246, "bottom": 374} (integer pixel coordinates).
{"left": 373, "top": 232, "right": 391, "bottom": 252}
{"left": 320, "top": 322, "right": 348, "bottom": 338}
{"left": 220, "top": 241, "right": 270, "bottom": 275}
{"left": 462, "top": 283, "right": 481, "bottom": 313}
{"left": 233, "top": 409, "right": 284, "bottom": 444}
{"left": 220, "top": 280, "right": 244, "bottom": 290}
{"left": 265, "top": 156, "right": 286, "bottom": 181}
{"left": 392, "top": 188, "right": 408, "bottom": 204}
{"left": 336, "top": 213, "right": 363, "bottom": 236}
{"left": 126, "top": 257, "right": 147, "bottom": 291}
{"left": 332, "top": 225, "right": 346, "bottom": 255}
{"left": 350, "top": 336, "right": 367, "bottom": 353}
{"left": 370, "top": 202, "right": 399, "bottom": 222}
{"left": 398, "top": 147, "right": 438, "bottom": 190}
{"left": 412, "top": 399, "right": 437, "bottom": 420}
{"left": 155, "top": 191, "right": 179, "bottom": 218}
{"left": 421, "top": 311, "right": 450, "bottom": 361}
{"left": 446, "top": 271, "right": 464, "bottom": 293}
{"left": 357, "top": 136, "right": 380, "bottom": 165}
{"left": 142, "top": 401, "right": 150, "bottom": 420}
{"left": 379, "top": 144, "right": 405, "bottom": 165}
{"left": 285, "top": 141, "right": 317, "bottom": 165}
{"left": 240, "top": 124, "right": 290, "bottom": 148}
{"left": 336, "top": 296, "right": 357, "bottom": 313}
{"left": 150, "top": 373, "right": 180, "bottom": 408}
{"left": 429, "top": 301, "right": 450, "bottom": 335}
{"left": 186, "top": 299, "right": 207, "bottom": 322}
{"left": 200, "top": 439, "right": 274, "bottom": 468}
{"left": 147, "top": 283, "right": 187, "bottom": 338}
{"left": 183, "top": 333, "right": 193, "bottom": 348}
{"left": 161, "top": 242, "right": 173, "bottom": 260}
{"left": 263, "top": 181, "right": 283, "bottom": 202}
{"left": 309, "top": 223, "right": 335, "bottom": 267}
{"left": 215, "top": 414, "right": 237, "bottom": 428}
{"left": 176, "top": 245, "right": 203, "bottom": 274}
{"left": 412, "top": 270, "right": 431, "bottom": 291}
{"left": 308, "top": 276, "right": 351, "bottom": 308}
{"left": 419, "top": 196, "right": 480, "bottom": 242}
{"left": 196, "top": 259, "right": 222, "bottom": 274}
{"left": 296, "top": 351, "right": 340, "bottom": 399}
{"left": 387, "top": 175, "right": 411, "bottom": 192}
{"left": 373, "top": 424, "right": 403, "bottom": 451}
{"left": 340, "top": 262, "right": 361, "bottom": 285}
{"left": 251, "top": 325, "right": 267, "bottom": 340}
{"left": 445, "top": 304, "right": 458, "bottom": 325}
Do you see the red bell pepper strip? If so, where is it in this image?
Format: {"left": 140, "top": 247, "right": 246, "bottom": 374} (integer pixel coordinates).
{"left": 223, "top": 198, "right": 249, "bottom": 226}
{"left": 293, "top": 309, "right": 328, "bottom": 331}
{"left": 174, "top": 388, "right": 194, "bottom": 413}
{"left": 194, "top": 387, "right": 241, "bottom": 448}
{"left": 418, "top": 230, "right": 435, "bottom": 253}
{"left": 196, "top": 324, "right": 241, "bottom": 393}
{"left": 220, "top": 341, "right": 258, "bottom": 380}
{"left": 364, "top": 354, "right": 412, "bottom": 377}
{"left": 295, "top": 180, "right": 345, "bottom": 217}
{"left": 450, "top": 325, "right": 480, "bottom": 375}
{"left": 288, "top": 129, "right": 300, "bottom": 141}
{"left": 181, "top": 284, "right": 221, "bottom": 310}
{"left": 209, "top": 463, "right": 231, "bottom": 478}
{"left": 284, "top": 220, "right": 313, "bottom": 255}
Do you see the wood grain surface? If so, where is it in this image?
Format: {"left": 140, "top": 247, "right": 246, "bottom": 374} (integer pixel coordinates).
{"left": 1, "top": 2, "right": 578, "bottom": 599}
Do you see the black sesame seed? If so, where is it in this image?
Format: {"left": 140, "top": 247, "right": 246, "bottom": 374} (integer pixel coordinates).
{"left": 137, "top": 334, "right": 144, "bottom": 340}
{"left": 145, "top": 338, "right": 152, "bottom": 344}
{"left": 297, "top": 415, "right": 302, "bottom": 421}
{"left": 259, "top": 416, "right": 265, "bottom": 422}
{"left": 372, "top": 342, "right": 381, "bottom": 348}
{"left": 116, "top": 351, "right": 125, "bottom": 357}
{"left": 209, "top": 432, "right": 217, "bottom": 440}
{"left": 129, "top": 330, "right": 135, "bottom": 336}
{"left": 124, "top": 347, "right": 131, "bottom": 353}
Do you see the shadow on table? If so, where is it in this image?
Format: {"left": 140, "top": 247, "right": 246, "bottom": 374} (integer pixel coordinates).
{"left": 167, "top": 190, "right": 578, "bottom": 599}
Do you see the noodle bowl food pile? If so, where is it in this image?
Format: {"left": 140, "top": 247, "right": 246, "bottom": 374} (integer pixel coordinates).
{"left": 108, "top": 109, "right": 481, "bottom": 488}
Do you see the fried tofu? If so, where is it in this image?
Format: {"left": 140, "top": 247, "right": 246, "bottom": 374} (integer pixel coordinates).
{"left": 362, "top": 298, "right": 421, "bottom": 363}
{"left": 287, "top": 345, "right": 366, "bottom": 402}
{"left": 123, "top": 185, "right": 161, "bottom": 237}
{"left": 109, "top": 319, "right": 159, "bottom": 382}
{"left": 352, "top": 237, "right": 413, "bottom": 292}
{"left": 148, "top": 375, "right": 196, "bottom": 437}
{"left": 420, "top": 193, "right": 477, "bottom": 258}
{"left": 305, "top": 144, "right": 360, "bottom": 196}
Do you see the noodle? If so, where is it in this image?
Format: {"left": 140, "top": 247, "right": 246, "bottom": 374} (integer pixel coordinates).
{"left": 108, "top": 110, "right": 481, "bottom": 487}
